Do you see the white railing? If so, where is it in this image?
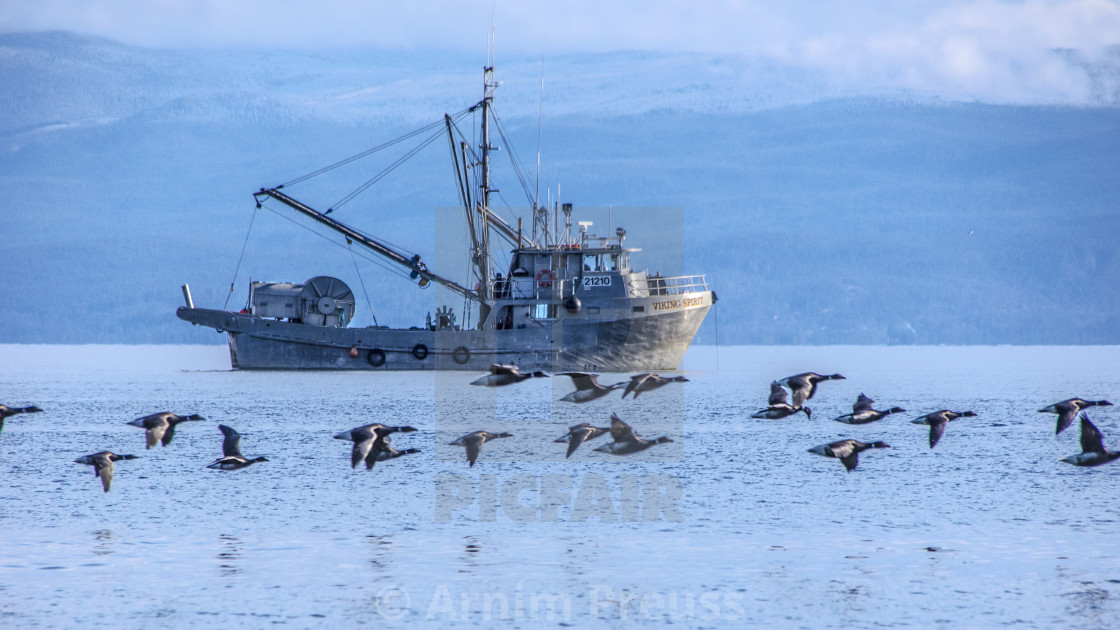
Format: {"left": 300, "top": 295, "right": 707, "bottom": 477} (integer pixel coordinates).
{"left": 646, "top": 274, "right": 709, "bottom": 296}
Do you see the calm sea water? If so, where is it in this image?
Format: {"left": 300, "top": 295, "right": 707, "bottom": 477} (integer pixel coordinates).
{"left": 1, "top": 344, "right": 1118, "bottom": 628}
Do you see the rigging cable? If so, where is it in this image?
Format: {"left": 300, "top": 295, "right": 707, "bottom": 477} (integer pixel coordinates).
{"left": 713, "top": 283, "right": 720, "bottom": 371}
{"left": 490, "top": 108, "right": 536, "bottom": 206}
{"left": 447, "top": 117, "right": 527, "bottom": 248}
{"left": 279, "top": 107, "right": 475, "bottom": 189}
{"left": 258, "top": 201, "right": 414, "bottom": 284}
{"left": 347, "top": 237, "right": 379, "bottom": 327}
{"left": 327, "top": 110, "right": 474, "bottom": 213}
{"left": 223, "top": 203, "right": 259, "bottom": 310}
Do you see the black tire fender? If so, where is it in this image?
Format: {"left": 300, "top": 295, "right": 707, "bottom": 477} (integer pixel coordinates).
{"left": 367, "top": 348, "right": 387, "bottom": 367}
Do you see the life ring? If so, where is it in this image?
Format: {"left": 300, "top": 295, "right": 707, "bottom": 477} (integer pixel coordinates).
{"left": 452, "top": 346, "right": 471, "bottom": 365}
{"left": 536, "top": 269, "right": 554, "bottom": 288}
{"left": 367, "top": 348, "right": 386, "bottom": 367}
{"left": 412, "top": 344, "right": 429, "bottom": 360}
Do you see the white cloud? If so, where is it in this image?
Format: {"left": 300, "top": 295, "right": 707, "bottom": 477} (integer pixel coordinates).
{"left": 1, "top": 0, "right": 1117, "bottom": 103}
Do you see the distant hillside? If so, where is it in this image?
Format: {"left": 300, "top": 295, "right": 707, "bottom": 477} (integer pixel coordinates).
{"left": 2, "top": 32, "right": 1118, "bottom": 345}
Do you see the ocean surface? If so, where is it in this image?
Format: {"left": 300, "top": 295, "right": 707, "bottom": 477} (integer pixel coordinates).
{"left": 1, "top": 344, "right": 1118, "bottom": 628}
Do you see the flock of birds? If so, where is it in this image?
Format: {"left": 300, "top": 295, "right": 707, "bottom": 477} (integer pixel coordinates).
{"left": 743, "top": 371, "right": 1116, "bottom": 470}
{"left": 1, "top": 363, "right": 1116, "bottom": 491}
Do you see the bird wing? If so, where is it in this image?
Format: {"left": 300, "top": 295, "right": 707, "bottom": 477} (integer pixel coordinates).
{"left": 365, "top": 434, "right": 390, "bottom": 469}
{"left": 838, "top": 453, "right": 859, "bottom": 472}
{"left": 219, "top": 425, "right": 243, "bottom": 458}
{"left": 853, "top": 394, "right": 875, "bottom": 413}
{"left": 146, "top": 423, "right": 167, "bottom": 449}
{"left": 928, "top": 419, "right": 947, "bottom": 449}
{"left": 565, "top": 430, "right": 588, "bottom": 458}
{"left": 464, "top": 434, "right": 483, "bottom": 466}
{"left": 827, "top": 440, "right": 857, "bottom": 459}
{"left": 1079, "top": 414, "right": 1106, "bottom": 454}
{"left": 609, "top": 414, "right": 638, "bottom": 442}
{"left": 93, "top": 455, "right": 114, "bottom": 492}
{"left": 160, "top": 422, "right": 177, "bottom": 447}
{"left": 623, "top": 374, "right": 651, "bottom": 399}
{"left": 768, "top": 381, "right": 789, "bottom": 406}
{"left": 1055, "top": 408, "right": 1078, "bottom": 435}
{"left": 350, "top": 428, "right": 375, "bottom": 468}
{"left": 789, "top": 383, "right": 812, "bottom": 409}
{"left": 560, "top": 372, "right": 599, "bottom": 390}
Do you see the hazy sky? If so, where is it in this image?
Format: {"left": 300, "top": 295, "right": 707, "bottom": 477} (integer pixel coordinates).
{"left": 2, "top": 1, "right": 1118, "bottom": 102}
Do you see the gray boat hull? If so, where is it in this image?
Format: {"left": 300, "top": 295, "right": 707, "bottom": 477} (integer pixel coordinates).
{"left": 177, "top": 292, "right": 710, "bottom": 372}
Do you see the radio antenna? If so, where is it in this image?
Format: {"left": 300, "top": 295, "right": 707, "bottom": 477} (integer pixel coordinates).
{"left": 535, "top": 65, "right": 543, "bottom": 210}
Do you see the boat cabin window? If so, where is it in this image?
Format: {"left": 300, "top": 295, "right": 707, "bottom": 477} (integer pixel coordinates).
{"left": 533, "top": 303, "right": 558, "bottom": 320}
{"left": 581, "top": 252, "right": 625, "bottom": 272}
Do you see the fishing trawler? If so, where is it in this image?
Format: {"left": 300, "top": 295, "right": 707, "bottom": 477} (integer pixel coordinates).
{"left": 177, "top": 65, "right": 714, "bottom": 371}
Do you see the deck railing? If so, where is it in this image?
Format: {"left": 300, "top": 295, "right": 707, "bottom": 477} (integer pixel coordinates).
{"left": 646, "top": 274, "right": 709, "bottom": 296}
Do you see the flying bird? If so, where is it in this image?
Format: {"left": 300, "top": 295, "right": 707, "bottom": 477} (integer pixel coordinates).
{"left": 0, "top": 404, "right": 43, "bottom": 435}
{"left": 807, "top": 439, "right": 890, "bottom": 472}
{"left": 593, "top": 413, "right": 673, "bottom": 455}
{"left": 471, "top": 364, "right": 549, "bottom": 386}
{"left": 833, "top": 393, "right": 905, "bottom": 425}
{"left": 751, "top": 381, "right": 811, "bottom": 420}
{"left": 74, "top": 451, "right": 137, "bottom": 492}
{"left": 206, "top": 424, "right": 269, "bottom": 470}
{"left": 777, "top": 372, "right": 845, "bottom": 408}
{"left": 1039, "top": 398, "right": 1113, "bottom": 435}
{"left": 449, "top": 430, "right": 513, "bottom": 466}
{"left": 334, "top": 423, "right": 418, "bottom": 469}
{"left": 557, "top": 372, "right": 626, "bottom": 403}
{"left": 126, "top": 412, "right": 205, "bottom": 449}
{"left": 621, "top": 373, "right": 689, "bottom": 399}
{"left": 911, "top": 410, "right": 976, "bottom": 448}
{"left": 1061, "top": 414, "right": 1120, "bottom": 467}
{"left": 372, "top": 435, "right": 421, "bottom": 461}
{"left": 554, "top": 422, "right": 610, "bottom": 458}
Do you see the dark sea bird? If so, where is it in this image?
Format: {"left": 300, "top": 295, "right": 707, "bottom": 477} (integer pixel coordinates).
{"left": 74, "top": 451, "right": 137, "bottom": 492}
{"left": 777, "top": 372, "right": 846, "bottom": 408}
{"left": 1039, "top": 398, "right": 1113, "bottom": 435}
{"left": 621, "top": 373, "right": 689, "bottom": 399}
{"left": 126, "top": 412, "right": 205, "bottom": 449}
{"left": 554, "top": 423, "right": 610, "bottom": 458}
{"left": 0, "top": 404, "right": 43, "bottom": 435}
{"left": 751, "top": 381, "right": 811, "bottom": 420}
{"left": 334, "top": 423, "right": 419, "bottom": 469}
{"left": 206, "top": 424, "right": 268, "bottom": 470}
{"left": 593, "top": 413, "right": 673, "bottom": 455}
{"left": 807, "top": 439, "right": 890, "bottom": 472}
{"left": 557, "top": 372, "right": 626, "bottom": 403}
{"left": 471, "top": 364, "right": 549, "bottom": 386}
{"left": 833, "top": 393, "right": 906, "bottom": 425}
{"left": 911, "top": 410, "right": 976, "bottom": 449}
{"left": 449, "top": 430, "right": 513, "bottom": 466}
{"left": 373, "top": 435, "right": 421, "bottom": 461}
{"left": 1061, "top": 414, "right": 1120, "bottom": 467}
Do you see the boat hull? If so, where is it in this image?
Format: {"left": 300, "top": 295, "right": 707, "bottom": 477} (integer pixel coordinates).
{"left": 177, "top": 292, "right": 710, "bottom": 372}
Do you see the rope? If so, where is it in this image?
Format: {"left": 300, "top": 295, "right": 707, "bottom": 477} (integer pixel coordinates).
{"left": 490, "top": 107, "right": 536, "bottom": 206}
{"left": 223, "top": 203, "right": 258, "bottom": 310}
{"left": 258, "top": 201, "right": 415, "bottom": 284}
{"left": 347, "top": 237, "right": 378, "bottom": 327}
{"left": 713, "top": 292, "right": 720, "bottom": 371}
{"left": 279, "top": 107, "right": 475, "bottom": 188}
{"left": 327, "top": 123, "right": 450, "bottom": 213}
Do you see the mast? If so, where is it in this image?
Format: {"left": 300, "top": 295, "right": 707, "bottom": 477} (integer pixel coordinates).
{"left": 254, "top": 187, "right": 478, "bottom": 302}
{"left": 477, "top": 65, "right": 495, "bottom": 300}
